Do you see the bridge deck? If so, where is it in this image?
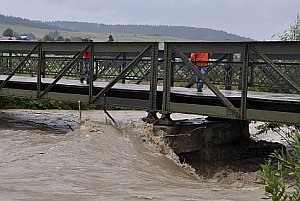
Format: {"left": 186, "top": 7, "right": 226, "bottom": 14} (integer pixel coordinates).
{"left": 171, "top": 87, "right": 300, "bottom": 103}
{"left": 1, "top": 76, "right": 299, "bottom": 116}
{"left": 1, "top": 75, "right": 300, "bottom": 124}
{"left": 1, "top": 75, "right": 300, "bottom": 101}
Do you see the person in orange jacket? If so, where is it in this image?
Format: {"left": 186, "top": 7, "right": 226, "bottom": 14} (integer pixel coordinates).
{"left": 80, "top": 51, "right": 91, "bottom": 83}
{"left": 80, "top": 38, "right": 92, "bottom": 84}
{"left": 190, "top": 52, "right": 212, "bottom": 92}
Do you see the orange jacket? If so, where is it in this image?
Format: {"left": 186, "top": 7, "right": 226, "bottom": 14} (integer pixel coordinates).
{"left": 83, "top": 52, "right": 91, "bottom": 59}
{"left": 190, "top": 52, "right": 211, "bottom": 67}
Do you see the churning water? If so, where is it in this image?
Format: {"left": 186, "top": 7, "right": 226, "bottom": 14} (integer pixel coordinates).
{"left": 0, "top": 110, "right": 264, "bottom": 201}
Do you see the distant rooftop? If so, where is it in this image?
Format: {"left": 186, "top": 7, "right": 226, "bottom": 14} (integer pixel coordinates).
{"left": 0, "top": 36, "right": 17, "bottom": 41}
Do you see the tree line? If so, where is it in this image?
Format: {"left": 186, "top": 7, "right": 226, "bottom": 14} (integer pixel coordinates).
{"left": 2, "top": 27, "right": 114, "bottom": 42}
{"left": 47, "top": 21, "right": 252, "bottom": 41}
{"left": 1, "top": 27, "right": 73, "bottom": 41}
{"left": 0, "top": 14, "right": 69, "bottom": 31}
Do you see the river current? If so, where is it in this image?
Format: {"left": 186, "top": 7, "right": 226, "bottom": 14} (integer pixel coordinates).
{"left": 0, "top": 110, "right": 265, "bottom": 201}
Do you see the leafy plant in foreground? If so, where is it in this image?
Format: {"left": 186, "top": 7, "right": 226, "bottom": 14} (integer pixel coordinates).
{"left": 258, "top": 132, "right": 300, "bottom": 201}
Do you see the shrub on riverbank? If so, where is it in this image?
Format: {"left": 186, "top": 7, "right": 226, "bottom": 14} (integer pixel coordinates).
{"left": 0, "top": 96, "right": 99, "bottom": 110}
{"left": 258, "top": 132, "right": 300, "bottom": 201}
{"left": 0, "top": 96, "right": 132, "bottom": 110}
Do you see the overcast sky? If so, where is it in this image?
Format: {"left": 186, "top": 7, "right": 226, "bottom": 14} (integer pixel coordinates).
{"left": 0, "top": 0, "right": 299, "bottom": 40}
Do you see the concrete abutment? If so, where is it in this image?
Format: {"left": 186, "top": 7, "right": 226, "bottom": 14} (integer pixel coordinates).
{"left": 153, "top": 117, "right": 250, "bottom": 154}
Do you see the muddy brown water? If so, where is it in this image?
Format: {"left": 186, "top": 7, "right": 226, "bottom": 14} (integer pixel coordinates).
{"left": 0, "top": 110, "right": 265, "bottom": 201}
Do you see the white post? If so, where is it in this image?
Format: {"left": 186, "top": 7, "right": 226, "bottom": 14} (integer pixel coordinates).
{"left": 78, "top": 101, "right": 82, "bottom": 124}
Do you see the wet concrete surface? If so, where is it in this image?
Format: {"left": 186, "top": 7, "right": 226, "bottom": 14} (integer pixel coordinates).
{"left": 0, "top": 110, "right": 78, "bottom": 134}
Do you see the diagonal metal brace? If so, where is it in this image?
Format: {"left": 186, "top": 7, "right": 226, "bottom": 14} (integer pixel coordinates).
{"left": 0, "top": 44, "right": 38, "bottom": 90}
{"left": 206, "top": 53, "right": 228, "bottom": 72}
{"left": 40, "top": 44, "right": 91, "bottom": 98}
{"left": 176, "top": 49, "right": 240, "bottom": 117}
{"left": 92, "top": 45, "right": 152, "bottom": 103}
{"left": 250, "top": 45, "right": 300, "bottom": 93}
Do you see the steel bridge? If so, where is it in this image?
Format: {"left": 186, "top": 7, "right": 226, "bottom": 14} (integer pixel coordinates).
{"left": 0, "top": 41, "right": 299, "bottom": 125}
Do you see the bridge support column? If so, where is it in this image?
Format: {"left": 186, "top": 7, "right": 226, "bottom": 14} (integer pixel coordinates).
{"left": 153, "top": 117, "right": 250, "bottom": 154}
{"left": 142, "top": 110, "right": 158, "bottom": 123}
{"left": 155, "top": 112, "right": 175, "bottom": 125}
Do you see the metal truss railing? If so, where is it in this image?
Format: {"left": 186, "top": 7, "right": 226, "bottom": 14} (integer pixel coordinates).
{"left": 249, "top": 62, "right": 300, "bottom": 91}
{"left": 159, "top": 41, "right": 300, "bottom": 124}
{"left": 0, "top": 55, "right": 158, "bottom": 81}
{"left": 168, "top": 59, "right": 300, "bottom": 92}
{"left": 1, "top": 55, "right": 298, "bottom": 92}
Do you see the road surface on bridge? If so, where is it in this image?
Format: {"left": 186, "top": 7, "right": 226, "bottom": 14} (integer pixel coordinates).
{"left": 1, "top": 75, "right": 300, "bottom": 102}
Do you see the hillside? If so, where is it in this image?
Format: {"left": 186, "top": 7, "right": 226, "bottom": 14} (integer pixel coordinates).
{"left": 0, "top": 14, "right": 252, "bottom": 41}
{"left": 0, "top": 24, "right": 188, "bottom": 42}
{"left": 48, "top": 21, "right": 252, "bottom": 41}
{"left": 0, "top": 14, "right": 68, "bottom": 31}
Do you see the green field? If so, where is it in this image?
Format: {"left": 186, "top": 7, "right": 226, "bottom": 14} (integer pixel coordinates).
{"left": 0, "top": 24, "right": 192, "bottom": 42}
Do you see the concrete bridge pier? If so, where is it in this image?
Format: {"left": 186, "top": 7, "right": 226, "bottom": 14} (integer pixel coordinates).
{"left": 153, "top": 117, "right": 250, "bottom": 154}
{"left": 142, "top": 110, "right": 159, "bottom": 123}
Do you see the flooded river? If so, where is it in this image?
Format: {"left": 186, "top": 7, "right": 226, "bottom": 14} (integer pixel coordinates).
{"left": 0, "top": 110, "right": 265, "bottom": 201}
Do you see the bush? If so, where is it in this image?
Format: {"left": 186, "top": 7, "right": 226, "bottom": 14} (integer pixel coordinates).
{"left": 0, "top": 96, "right": 99, "bottom": 110}
{"left": 258, "top": 132, "right": 300, "bottom": 201}
{"left": 279, "top": 15, "right": 300, "bottom": 41}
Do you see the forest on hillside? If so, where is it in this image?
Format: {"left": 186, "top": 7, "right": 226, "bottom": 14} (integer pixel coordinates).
{"left": 48, "top": 21, "right": 252, "bottom": 41}
{"left": 0, "top": 14, "right": 252, "bottom": 41}
{"left": 0, "top": 14, "right": 68, "bottom": 31}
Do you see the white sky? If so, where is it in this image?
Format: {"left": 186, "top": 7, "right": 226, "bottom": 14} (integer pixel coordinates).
{"left": 0, "top": 0, "right": 299, "bottom": 40}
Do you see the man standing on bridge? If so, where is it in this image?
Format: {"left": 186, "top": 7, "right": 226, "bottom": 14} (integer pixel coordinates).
{"left": 80, "top": 38, "right": 92, "bottom": 84}
{"left": 190, "top": 52, "right": 212, "bottom": 92}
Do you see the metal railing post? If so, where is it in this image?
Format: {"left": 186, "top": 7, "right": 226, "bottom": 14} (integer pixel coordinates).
{"left": 240, "top": 43, "right": 249, "bottom": 119}
{"left": 89, "top": 42, "right": 94, "bottom": 103}
{"left": 122, "top": 52, "right": 126, "bottom": 84}
{"left": 225, "top": 53, "right": 233, "bottom": 90}
{"left": 162, "top": 43, "right": 172, "bottom": 112}
{"left": 37, "top": 42, "right": 42, "bottom": 98}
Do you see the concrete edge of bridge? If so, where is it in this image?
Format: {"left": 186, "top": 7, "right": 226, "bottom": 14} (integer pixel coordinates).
{"left": 153, "top": 117, "right": 250, "bottom": 154}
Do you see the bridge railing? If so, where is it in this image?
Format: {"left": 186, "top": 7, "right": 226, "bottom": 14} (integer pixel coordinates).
{"left": 4, "top": 43, "right": 299, "bottom": 93}
{"left": 160, "top": 41, "right": 300, "bottom": 124}
{"left": 166, "top": 48, "right": 300, "bottom": 93}
{"left": 0, "top": 41, "right": 299, "bottom": 124}
{"left": 0, "top": 46, "right": 162, "bottom": 82}
{"left": 0, "top": 42, "right": 159, "bottom": 115}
